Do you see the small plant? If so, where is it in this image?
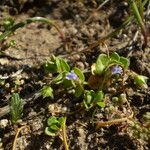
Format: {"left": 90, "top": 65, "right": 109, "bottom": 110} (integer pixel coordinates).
{"left": 45, "top": 116, "right": 65, "bottom": 136}
{"left": 89, "top": 52, "right": 129, "bottom": 90}
{"left": 41, "top": 52, "right": 148, "bottom": 102}
{"left": 9, "top": 93, "right": 23, "bottom": 124}
{"left": 45, "top": 116, "right": 69, "bottom": 150}
{"left": 40, "top": 86, "right": 54, "bottom": 99}
{"left": 83, "top": 90, "right": 105, "bottom": 109}
{"left": 41, "top": 52, "right": 148, "bottom": 145}
{"left": 42, "top": 55, "right": 85, "bottom": 98}
{"left": 133, "top": 73, "right": 148, "bottom": 88}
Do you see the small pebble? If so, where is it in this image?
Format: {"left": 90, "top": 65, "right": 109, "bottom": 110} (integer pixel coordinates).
{"left": 0, "top": 119, "right": 8, "bottom": 128}
{"left": 76, "top": 62, "right": 85, "bottom": 70}
{"left": 70, "top": 54, "right": 80, "bottom": 61}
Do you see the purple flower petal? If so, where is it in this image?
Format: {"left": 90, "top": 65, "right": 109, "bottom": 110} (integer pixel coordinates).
{"left": 111, "top": 65, "right": 123, "bottom": 75}
{"left": 66, "top": 72, "right": 78, "bottom": 80}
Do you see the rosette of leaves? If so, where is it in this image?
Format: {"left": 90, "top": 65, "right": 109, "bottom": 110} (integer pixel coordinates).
{"left": 83, "top": 90, "right": 105, "bottom": 109}
{"left": 91, "top": 52, "right": 129, "bottom": 75}
{"left": 89, "top": 52, "right": 129, "bottom": 89}
{"left": 45, "top": 116, "right": 65, "bottom": 136}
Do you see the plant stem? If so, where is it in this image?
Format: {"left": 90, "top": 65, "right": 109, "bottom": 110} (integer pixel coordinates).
{"left": 96, "top": 112, "right": 133, "bottom": 128}
{"left": 0, "top": 17, "right": 65, "bottom": 42}
{"left": 12, "top": 125, "right": 29, "bottom": 150}
{"left": 61, "top": 117, "right": 69, "bottom": 150}
{"left": 128, "top": 0, "right": 148, "bottom": 47}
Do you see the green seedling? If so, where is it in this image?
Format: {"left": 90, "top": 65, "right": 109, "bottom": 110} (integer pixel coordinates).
{"left": 45, "top": 116, "right": 69, "bottom": 150}
{"left": 83, "top": 90, "right": 105, "bottom": 109}
{"left": 89, "top": 52, "right": 129, "bottom": 90}
{"left": 92, "top": 52, "right": 129, "bottom": 76}
{"left": 44, "top": 55, "right": 70, "bottom": 73}
{"left": 40, "top": 86, "right": 54, "bottom": 99}
{"left": 9, "top": 93, "right": 23, "bottom": 124}
{"left": 133, "top": 74, "right": 148, "bottom": 88}
{"left": 45, "top": 116, "right": 64, "bottom": 136}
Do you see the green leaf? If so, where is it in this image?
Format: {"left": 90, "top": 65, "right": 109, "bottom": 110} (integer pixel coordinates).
{"left": 44, "top": 55, "right": 57, "bottom": 73}
{"left": 58, "top": 117, "right": 66, "bottom": 125}
{"left": 47, "top": 116, "right": 59, "bottom": 126}
{"left": 134, "top": 74, "right": 148, "bottom": 88}
{"left": 45, "top": 116, "right": 65, "bottom": 137}
{"left": 94, "top": 91, "right": 104, "bottom": 102}
{"left": 50, "top": 125, "right": 60, "bottom": 131}
{"left": 94, "top": 54, "right": 109, "bottom": 75}
{"left": 73, "top": 67, "right": 85, "bottom": 82}
{"left": 120, "top": 57, "right": 129, "bottom": 69}
{"left": 74, "top": 84, "right": 83, "bottom": 98}
{"left": 83, "top": 90, "right": 94, "bottom": 109}
{"left": 60, "top": 59, "right": 70, "bottom": 72}
{"left": 40, "top": 86, "right": 53, "bottom": 99}
{"left": 9, "top": 93, "right": 23, "bottom": 124}
{"left": 95, "top": 57, "right": 105, "bottom": 74}
{"left": 45, "top": 127, "right": 57, "bottom": 136}
{"left": 99, "top": 54, "right": 109, "bottom": 66}
{"left": 55, "top": 57, "right": 61, "bottom": 72}
{"left": 96, "top": 101, "right": 105, "bottom": 108}
{"left": 62, "top": 79, "right": 74, "bottom": 88}
{"left": 44, "top": 56, "right": 70, "bottom": 73}
{"left": 52, "top": 73, "right": 64, "bottom": 84}
{"left": 111, "top": 52, "right": 120, "bottom": 61}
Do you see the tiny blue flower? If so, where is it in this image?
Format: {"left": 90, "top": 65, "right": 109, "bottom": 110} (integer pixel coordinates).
{"left": 111, "top": 65, "right": 123, "bottom": 75}
{"left": 66, "top": 72, "right": 78, "bottom": 80}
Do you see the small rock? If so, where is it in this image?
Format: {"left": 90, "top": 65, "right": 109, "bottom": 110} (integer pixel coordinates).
{"left": 0, "top": 58, "right": 9, "bottom": 65}
{"left": 126, "top": 88, "right": 134, "bottom": 96}
{"left": 70, "top": 54, "right": 80, "bottom": 61}
{"left": 0, "top": 119, "right": 8, "bottom": 128}
{"left": 76, "top": 62, "right": 85, "bottom": 70}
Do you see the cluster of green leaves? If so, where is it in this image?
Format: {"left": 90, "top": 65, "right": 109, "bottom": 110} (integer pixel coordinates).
{"left": 41, "top": 53, "right": 148, "bottom": 110}
{"left": 83, "top": 90, "right": 105, "bottom": 109}
{"left": 9, "top": 93, "right": 23, "bottom": 124}
{"left": 45, "top": 116, "right": 66, "bottom": 136}
{"left": 41, "top": 55, "right": 85, "bottom": 98}
{"left": 92, "top": 52, "right": 129, "bottom": 75}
